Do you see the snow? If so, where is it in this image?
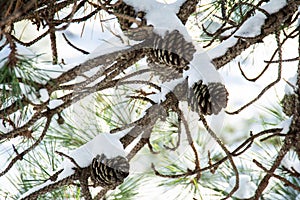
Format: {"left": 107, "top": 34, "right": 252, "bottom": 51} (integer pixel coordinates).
{"left": 208, "top": 37, "right": 237, "bottom": 59}
{"left": 284, "top": 74, "right": 297, "bottom": 94}
{"left": 282, "top": 150, "right": 300, "bottom": 173}
{"left": 19, "top": 129, "right": 132, "bottom": 199}
{"left": 124, "top": 0, "right": 185, "bottom": 13}
{"left": 261, "top": 0, "right": 287, "bottom": 14}
{"left": 184, "top": 50, "right": 224, "bottom": 87}
{"left": 146, "top": 11, "right": 191, "bottom": 41}
{"left": 221, "top": 27, "right": 237, "bottom": 38}
{"left": 47, "top": 99, "right": 64, "bottom": 109}
{"left": 0, "top": 44, "right": 35, "bottom": 65}
{"left": 235, "top": 12, "right": 266, "bottom": 38}
{"left": 82, "top": 66, "right": 102, "bottom": 78}
{"left": 153, "top": 77, "right": 185, "bottom": 102}
{"left": 148, "top": 44, "right": 224, "bottom": 105}
{"left": 227, "top": 174, "right": 256, "bottom": 199}
{"left": 36, "top": 63, "right": 79, "bottom": 79}
{"left": 280, "top": 117, "right": 292, "bottom": 133}
{"left": 124, "top": 0, "right": 191, "bottom": 41}
{"left": 39, "top": 89, "right": 49, "bottom": 102}
{"left": 208, "top": 0, "right": 288, "bottom": 59}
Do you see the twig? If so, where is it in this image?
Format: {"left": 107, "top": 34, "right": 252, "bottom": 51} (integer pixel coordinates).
{"left": 226, "top": 32, "right": 283, "bottom": 115}
{"left": 163, "top": 114, "right": 181, "bottom": 151}
{"left": 93, "top": 187, "right": 111, "bottom": 200}
{"left": 116, "top": 69, "right": 154, "bottom": 83}
{"left": 250, "top": 135, "right": 294, "bottom": 199}
{"left": 152, "top": 128, "right": 282, "bottom": 178}
{"left": 62, "top": 33, "right": 90, "bottom": 54}
{"left": 118, "top": 80, "right": 161, "bottom": 91}
{"left": 212, "top": 1, "right": 298, "bottom": 68}
{"left": 79, "top": 172, "right": 93, "bottom": 200}
{"left": 264, "top": 57, "right": 300, "bottom": 63}
{"left": 249, "top": 31, "right": 292, "bottom": 200}
{"left": 127, "top": 95, "right": 156, "bottom": 105}
{"left": 55, "top": 151, "right": 81, "bottom": 169}
{"left": 260, "top": 133, "right": 287, "bottom": 142}
{"left": 282, "top": 166, "right": 300, "bottom": 178}
{"left": 238, "top": 27, "right": 299, "bottom": 82}
{"left": 199, "top": 114, "right": 239, "bottom": 200}
{"left": 180, "top": 110, "right": 201, "bottom": 180}
{"left": 0, "top": 116, "right": 52, "bottom": 177}
{"left": 253, "top": 159, "right": 300, "bottom": 191}
{"left": 126, "top": 137, "right": 148, "bottom": 161}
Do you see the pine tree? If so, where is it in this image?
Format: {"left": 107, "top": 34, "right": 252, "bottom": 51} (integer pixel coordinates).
{"left": 0, "top": 0, "right": 299, "bottom": 199}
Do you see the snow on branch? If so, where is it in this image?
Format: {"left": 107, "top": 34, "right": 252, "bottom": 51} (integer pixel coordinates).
{"left": 19, "top": 129, "right": 131, "bottom": 200}
{"left": 209, "top": 0, "right": 298, "bottom": 68}
{"left": 1, "top": 0, "right": 299, "bottom": 199}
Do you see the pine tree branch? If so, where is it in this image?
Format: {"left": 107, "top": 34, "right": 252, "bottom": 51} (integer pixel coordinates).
{"left": 177, "top": 0, "right": 199, "bottom": 24}
{"left": 0, "top": 115, "right": 53, "bottom": 177}
{"left": 2, "top": 1, "right": 300, "bottom": 199}
{"left": 249, "top": 135, "right": 294, "bottom": 200}
{"left": 253, "top": 159, "right": 300, "bottom": 192}
{"left": 212, "top": 0, "right": 299, "bottom": 69}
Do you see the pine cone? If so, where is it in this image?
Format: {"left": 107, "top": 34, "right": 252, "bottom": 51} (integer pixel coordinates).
{"left": 151, "top": 30, "right": 196, "bottom": 73}
{"left": 189, "top": 81, "right": 228, "bottom": 115}
{"left": 91, "top": 154, "right": 130, "bottom": 187}
{"left": 147, "top": 55, "right": 182, "bottom": 82}
{"left": 113, "top": 3, "right": 137, "bottom": 30}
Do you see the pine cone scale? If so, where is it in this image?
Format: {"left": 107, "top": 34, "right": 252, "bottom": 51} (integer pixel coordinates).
{"left": 91, "top": 154, "right": 130, "bottom": 187}
{"left": 189, "top": 81, "right": 228, "bottom": 115}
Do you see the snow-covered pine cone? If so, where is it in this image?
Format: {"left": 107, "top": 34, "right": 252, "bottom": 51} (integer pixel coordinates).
{"left": 150, "top": 30, "right": 196, "bottom": 73}
{"left": 189, "top": 80, "right": 228, "bottom": 115}
{"left": 91, "top": 154, "right": 130, "bottom": 187}
{"left": 113, "top": 2, "right": 137, "bottom": 30}
{"left": 147, "top": 60, "right": 183, "bottom": 82}
{"left": 109, "top": 2, "right": 146, "bottom": 31}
